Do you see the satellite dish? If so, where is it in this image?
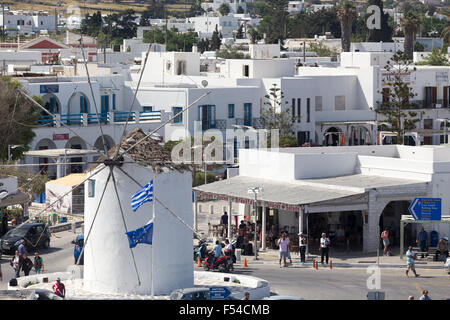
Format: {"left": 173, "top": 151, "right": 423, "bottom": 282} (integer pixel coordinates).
{"left": 201, "top": 80, "right": 208, "bottom": 88}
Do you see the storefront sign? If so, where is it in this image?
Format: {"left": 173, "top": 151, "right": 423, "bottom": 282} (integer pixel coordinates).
{"left": 382, "top": 72, "right": 413, "bottom": 86}
{"left": 53, "top": 133, "right": 69, "bottom": 141}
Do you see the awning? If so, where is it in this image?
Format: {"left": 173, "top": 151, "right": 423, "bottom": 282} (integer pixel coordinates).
{"left": 194, "top": 176, "right": 364, "bottom": 209}
{"left": 194, "top": 174, "right": 429, "bottom": 210}
{"left": 0, "top": 192, "right": 31, "bottom": 208}
{"left": 46, "top": 173, "right": 86, "bottom": 187}
{"left": 24, "top": 149, "right": 101, "bottom": 158}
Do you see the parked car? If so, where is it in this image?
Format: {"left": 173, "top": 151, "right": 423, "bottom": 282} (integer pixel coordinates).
{"left": 72, "top": 234, "right": 84, "bottom": 265}
{"left": 262, "top": 295, "right": 304, "bottom": 300}
{"left": 170, "top": 288, "right": 237, "bottom": 300}
{"left": 0, "top": 223, "right": 50, "bottom": 255}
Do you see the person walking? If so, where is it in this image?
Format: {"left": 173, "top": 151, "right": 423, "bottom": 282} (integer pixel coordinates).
{"left": 419, "top": 290, "right": 431, "bottom": 300}
{"left": 320, "top": 233, "right": 330, "bottom": 265}
{"left": 298, "top": 233, "right": 307, "bottom": 264}
{"left": 278, "top": 233, "right": 290, "bottom": 267}
{"left": 405, "top": 246, "right": 420, "bottom": 278}
{"left": 52, "top": 277, "right": 65, "bottom": 298}
{"left": 380, "top": 227, "right": 390, "bottom": 256}
{"left": 220, "top": 212, "right": 228, "bottom": 238}
{"left": 10, "top": 250, "right": 23, "bottom": 278}
{"left": 242, "top": 292, "right": 250, "bottom": 300}
{"left": 21, "top": 253, "right": 33, "bottom": 276}
{"left": 18, "top": 239, "right": 26, "bottom": 258}
{"left": 34, "top": 251, "right": 44, "bottom": 274}
{"left": 416, "top": 227, "right": 428, "bottom": 258}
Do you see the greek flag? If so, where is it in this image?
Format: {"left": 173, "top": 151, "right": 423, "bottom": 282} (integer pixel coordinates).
{"left": 131, "top": 180, "right": 153, "bottom": 212}
{"left": 125, "top": 220, "right": 154, "bottom": 248}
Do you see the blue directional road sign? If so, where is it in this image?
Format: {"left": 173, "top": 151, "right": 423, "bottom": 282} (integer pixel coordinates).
{"left": 209, "top": 286, "right": 231, "bottom": 300}
{"left": 408, "top": 198, "right": 442, "bottom": 221}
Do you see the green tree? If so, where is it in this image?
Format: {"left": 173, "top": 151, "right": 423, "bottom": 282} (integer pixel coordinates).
{"left": 257, "top": 0, "right": 289, "bottom": 44}
{"left": 211, "top": 25, "right": 222, "bottom": 50}
{"left": 236, "top": 24, "right": 244, "bottom": 39}
{"left": 261, "top": 84, "right": 296, "bottom": 137}
{"left": 376, "top": 51, "right": 420, "bottom": 144}
{"left": 216, "top": 45, "right": 250, "bottom": 59}
{"left": 0, "top": 166, "right": 48, "bottom": 197}
{"left": 416, "top": 48, "right": 450, "bottom": 66}
{"left": 237, "top": 6, "right": 245, "bottom": 14}
{"left": 414, "top": 41, "right": 425, "bottom": 52}
{"left": 337, "top": 1, "right": 357, "bottom": 52}
{"left": 143, "top": 27, "right": 199, "bottom": 52}
{"left": 363, "top": 0, "right": 393, "bottom": 42}
{"left": 218, "top": 3, "right": 230, "bottom": 16}
{"left": 401, "top": 10, "right": 421, "bottom": 59}
{"left": 0, "top": 77, "right": 41, "bottom": 162}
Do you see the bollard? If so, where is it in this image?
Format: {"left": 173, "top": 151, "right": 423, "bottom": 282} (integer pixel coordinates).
{"left": 315, "top": 260, "right": 318, "bottom": 270}
{"left": 197, "top": 257, "right": 202, "bottom": 267}
{"left": 71, "top": 222, "right": 76, "bottom": 233}
{"left": 330, "top": 259, "right": 333, "bottom": 270}
{"left": 312, "top": 258, "right": 315, "bottom": 269}
{"left": 243, "top": 258, "right": 248, "bottom": 268}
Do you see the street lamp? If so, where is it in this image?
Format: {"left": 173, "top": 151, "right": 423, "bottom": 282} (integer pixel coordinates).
{"left": 247, "top": 186, "right": 262, "bottom": 260}
{"left": 8, "top": 144, "right": 24, "bottom": 161}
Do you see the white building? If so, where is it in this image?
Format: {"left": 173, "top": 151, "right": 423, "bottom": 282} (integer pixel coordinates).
{"left": 201, "top": 0, "right": 249, "bottom": 14}
{"left": 0, "top": 10, "right": 56, "bottom": 36}
{"left": 288, "top": 1, "right": 305, "bottom": 14}
{"left": 194, "top": 144, "right": 450, "bottom": 253}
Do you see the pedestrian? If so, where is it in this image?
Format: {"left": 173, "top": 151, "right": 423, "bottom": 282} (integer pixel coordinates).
{"left": 416, "top": 227, "right": 428, "bottom": 258}
{"left": 242, "top": 292, "right": 250, "bottom": 300}
{"left": 434, "top": 238, "right": 449, "bottom": 261}
{"left": 419, "top": 290, "right": 431, "bottom": 300}
{"left": 238, "top": 220, "right": 246, "bottom": 237}
{"left": 298, "top": 233, "right": 307, "bottom": 264}
{"left": 34, "top": 251, "right": 44, "bottom": 274}
{"left": 220, "top": 212, "right": 228, "bottom": 237}
{"left": 405, "top": 246, "right": 420, "bottom": 278}
{"left": 18, "top": 239, "right": 26, "bottom": 258}
{"left": 320, "top": 232, "right": 330, "bottom": 265}
{"left": 211, "top": 240, "right": 222, "bottom": 270}
{"left": 22, "top": 253, "right": 33, "bottom": 276}
{"left": 52, "top": 277, "right": 65, "bottom": 298}
{"left": 10, "top": 250, "right": 23, "bottom": 278}
{"left": 380, "top": 227, "right": 390, "bottom": 256}
{"left": 408, "top": 296, "right": 414, "bottom": 300}
{"left": 277, "top": 233, "right": 289, "bottom": 267}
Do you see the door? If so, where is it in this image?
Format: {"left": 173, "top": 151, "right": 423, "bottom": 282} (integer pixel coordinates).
{"left": 244, "top": 103, "right": 252, "bottom": 126}
{"left": 199, "top": 105, "right": 216, "bottom": 130}
{"left": 101, "top": 95, "right": 109, "bottom": 122}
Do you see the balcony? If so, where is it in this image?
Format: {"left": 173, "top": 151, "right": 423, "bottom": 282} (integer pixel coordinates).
{"left": 38, "top": 111, "right": 162, "bottom": 127}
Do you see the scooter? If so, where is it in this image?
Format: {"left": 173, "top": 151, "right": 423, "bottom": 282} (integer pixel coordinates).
{"left": 203, "top": 252, "right": 230, "bottom": 272}
{"left": 193, "top": 239, "right": 207, "bottom": 262}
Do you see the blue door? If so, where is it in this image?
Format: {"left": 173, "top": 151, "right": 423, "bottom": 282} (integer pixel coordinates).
{"left": 199, "top": 105, "right": 216, "bottom": 130}
{"left": 244, "top": 103, "right": 252, "bottom": 126}
{"left": 101, "top": 95, "right": 109, "bottom": 122}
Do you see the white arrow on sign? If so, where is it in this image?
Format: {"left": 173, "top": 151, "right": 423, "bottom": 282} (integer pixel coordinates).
{"left": 409, "top": 198, "right": 420, "bottom": 220}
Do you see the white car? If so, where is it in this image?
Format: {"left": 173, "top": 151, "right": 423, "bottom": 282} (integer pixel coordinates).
{"left": 445, "top": 257, "right": 450, "bottom": 274}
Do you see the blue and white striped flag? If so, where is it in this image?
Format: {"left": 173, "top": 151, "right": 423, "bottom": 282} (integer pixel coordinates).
{"left": 131, "top": 180, "right": 153, "bottom": 212}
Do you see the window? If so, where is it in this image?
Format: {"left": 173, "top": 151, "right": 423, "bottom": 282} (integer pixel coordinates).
{"left": 88, "top": 180, "right": 95, "bottom": 198}
{"left": 297, "top": 98, "right": 301, "bottom": 123}
{"left": 112, "top": 94, "right": 116, "bottom": 111}
{"left": 244, "top": 103, "right": 252, "bottom": 126}
{"left": 80, "top": 95, "right": 88, "bottom": 113}
{"left": 176, "top": 60, "right": 186, "bottom": 75}
{"left": 291, "top": 98, "right": 295, "bottom": 122}
{"left": 243, "top": 65, "right": 249, "bottom": 77}
{"left": 335, "top": 95, "right": 345, "bottom": 110}
{"left": 382, "top": 88, "right": 390, "bottom": 104}
{"left": 228, "top": 104, "right": 235, "bottom": 118}
{"left": 306, "top": 98, "right": 310, "bottom": 123}
{"left": 198, "top": 105, "right": 216, "bottom": 130}
{"left": 315, "top": 96, "right": 322, "bottom": 111}
{"left": 444, "top": 86, "right": 450, "bottom": 108}
{"left": 297, "top": 131, "right": 310, "bottom": 146}
{"left": 424, "top": 87, "right": 437, "bottom": 108}
{"left": 172, "top": 107, "right": 183, "bottom": 123}
{"left": 143, "top": 106, "right": 153, "bottom": 112}
{"left": 101, "top": 95, "right": 109, "bottom": 113}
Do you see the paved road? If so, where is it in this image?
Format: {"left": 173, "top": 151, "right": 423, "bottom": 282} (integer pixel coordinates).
{"left": 228, "top": 262, "right": 450, "bottom": 300}
{"left": 0, "top": 228, "right": 80, "bottom": 290}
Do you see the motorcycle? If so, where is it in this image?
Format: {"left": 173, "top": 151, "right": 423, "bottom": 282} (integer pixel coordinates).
{"left": 203, "top": 252, "right": 231, "bottom": 272}
{"left": 193, "top": 239, "right": 207, "bottom": 262}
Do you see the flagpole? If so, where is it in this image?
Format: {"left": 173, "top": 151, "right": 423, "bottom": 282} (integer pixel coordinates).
{"left": 151, "top": 176, "right": 156, "bottom": 298}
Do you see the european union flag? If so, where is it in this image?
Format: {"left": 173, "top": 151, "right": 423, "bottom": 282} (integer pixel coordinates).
{"left": 131, "top": 180, "right": 153, "bottom": 212}
{"left": 125, "top": 220, "right": 154, "bottom": 248}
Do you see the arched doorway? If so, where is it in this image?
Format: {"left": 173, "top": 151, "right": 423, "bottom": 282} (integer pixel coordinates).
{"left": 34, "top": 138, "right": 57, "bottom": 179}
{"left": 68, "top": 92, "right": 90, "bottom": 115}
{"left": 93, "top": 135, "right": 115, "bottom": 161}
{"left": 349, "top": 126, "right": 371, "bottom": 145}
{"left": 379, "top": 200, "right": 411, "bottom": 251}
{"left": 323, "top": 127, "right": 341, "bottom": 146}
{"left": 65, "top": 137, "right": 87, "bottom": 174}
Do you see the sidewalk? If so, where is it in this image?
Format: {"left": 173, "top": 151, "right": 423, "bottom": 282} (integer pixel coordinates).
{"left": 237, "top": 248, "right": 446, "bottom": 269}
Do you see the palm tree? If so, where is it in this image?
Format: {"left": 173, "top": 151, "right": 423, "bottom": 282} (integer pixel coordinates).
{"left": 400, "top": 11, "right": 421, "bottom": 60}
{"left": 441, "top": 26, "right": 450, "bottom": 46}
{"left": 337, "top": 1, "right": 357, "bottom": 52}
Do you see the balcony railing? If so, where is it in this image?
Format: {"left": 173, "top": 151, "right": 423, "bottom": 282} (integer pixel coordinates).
{"left": 38, "top": 111, "right": 162, "bottom": 127}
